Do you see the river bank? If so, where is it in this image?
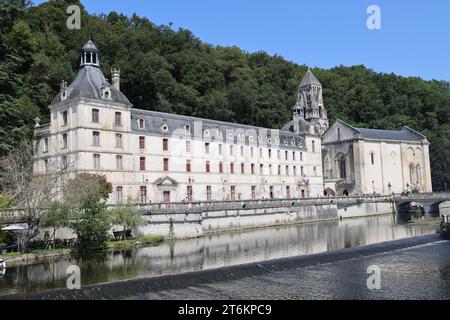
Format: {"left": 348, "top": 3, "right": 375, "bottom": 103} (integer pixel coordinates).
{"left": 0, "top": 235, "right": 164, "bottom": 267}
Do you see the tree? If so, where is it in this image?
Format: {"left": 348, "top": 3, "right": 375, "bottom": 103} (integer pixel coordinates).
{"left": 40, "top": 200, "right": 70, "bottom": 244}
{"left": 0, "top": 141, "right": 71, "bottom": 252}
{"left": 110, "top": 199, "right": 147, "bottom": 240}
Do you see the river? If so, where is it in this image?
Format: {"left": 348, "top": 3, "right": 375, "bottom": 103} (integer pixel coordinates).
{"left": 0, "top": 214, "right": 441, "bottom": 298}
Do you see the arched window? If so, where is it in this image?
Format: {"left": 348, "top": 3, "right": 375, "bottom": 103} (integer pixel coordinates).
{"left": 370, "top": 152, "right": 375, "bottom": 165}
{"left": 409, "top": 164, "right": 415, "bottom": 184}
{"left": 311, "top": 140, "right": 316, "bottom": 153}
{"left": 336, "top": 153, "right": 347, "bottom": 179}
{"left": 416, "top": 164, "right": 422, "bottom": 185}
{"left": 337, "top": 127, "right": 341, "bottom": 140}
{"left": 319, "top": 106, "right": 324, "bottom": 118}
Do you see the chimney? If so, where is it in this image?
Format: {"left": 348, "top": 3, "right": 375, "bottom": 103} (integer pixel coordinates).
{"left": 111, "top": 68, "right": 120, "bottom": 91}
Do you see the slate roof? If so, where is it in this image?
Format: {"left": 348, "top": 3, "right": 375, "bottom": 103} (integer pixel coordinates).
{"left": 131, "top": 109, "right": 307, "bottom": 150}
{"left": 332, "top": 120, "right": 427, "bottom": 142}
{"left": 51, "top": 65, "right": 131, "bottom": 105}
{"left": 281, "top": 118, "right": 312, "bottom": 133}
{"left": 355, "top": 127, "right": 426, "bottom": 142}
{"left": 81, "top": 40, "right": 99, "bottom": 53}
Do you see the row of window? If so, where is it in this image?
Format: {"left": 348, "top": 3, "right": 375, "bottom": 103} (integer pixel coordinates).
{"left": 60, "top": 109, "right": 123, "bottom": 127}
{"left": 93, "top": 154, "right": 317, "bottom": 176}
{"left": 118, "top": 185, "right": 308, "bottom": 204}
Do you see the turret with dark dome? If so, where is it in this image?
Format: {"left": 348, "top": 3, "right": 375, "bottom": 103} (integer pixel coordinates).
{"left": 52, "top": 39, "right": 131, "bottom": 106}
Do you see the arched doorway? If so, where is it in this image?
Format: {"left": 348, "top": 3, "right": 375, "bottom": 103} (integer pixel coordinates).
{"left": 342, "top": 189, "right": 349, "bottom": 196}
{"left": 324, "top": 188, "right": 336, "bottom": 196}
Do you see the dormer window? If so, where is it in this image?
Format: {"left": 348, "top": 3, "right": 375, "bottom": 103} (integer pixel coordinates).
{"left": 100, "top": 85, "right": 112, "bottom": 100}
{"left": 62, "top": 111, "right": 68, "bottom": 126}
{"left": 161, "top": 124, "right": 169, "bottom": 132}
{"left": 185, "top": 125, "right": 191, "bottom": 134}
{"left": 138, "top": 118, "right": 145, "bottom": 129}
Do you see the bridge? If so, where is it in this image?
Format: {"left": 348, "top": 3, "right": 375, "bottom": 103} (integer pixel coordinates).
{"left": 393, "top": 193, "right": 450, "bottom": 220}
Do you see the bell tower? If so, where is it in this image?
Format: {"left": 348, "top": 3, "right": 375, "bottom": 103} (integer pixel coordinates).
{"left": 296, "top": 68, "right": 329, "bottom": 135}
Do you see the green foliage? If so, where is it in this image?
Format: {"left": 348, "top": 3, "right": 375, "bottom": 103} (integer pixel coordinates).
{"left": 71, "top": 200, "right": 111, "bottom": 251}
{"left": 110, "top": 199, "right": 147, "bottom": 237}
{"left": 0, "top": 194, "right": 13, "bottom": 209}
{"left": 1, "top": 0, "right": 449, "bottom": 191}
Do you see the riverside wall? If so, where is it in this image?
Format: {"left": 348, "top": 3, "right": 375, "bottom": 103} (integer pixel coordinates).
{"left": 137, "top": 198, "right": 394, "bottom": 240}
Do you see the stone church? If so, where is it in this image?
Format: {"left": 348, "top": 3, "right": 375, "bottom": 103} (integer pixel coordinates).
{"left": 33, "top": 40, "right": 432, "bottom": 203}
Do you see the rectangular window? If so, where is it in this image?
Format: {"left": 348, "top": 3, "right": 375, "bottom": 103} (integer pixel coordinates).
{"left": 241, "top": 163, "right": 245, "bottom": 174}
{"left": 140, "top": 157, "right": 146, "bottom": 171}
{"left": 312, "top": 140, "right": 316, "bottom": 153}
{"left": 293, "top": 166, "right": 297, "bottom": 176}
{"left": 186, "top": 160, "right": 191, "bottom": 172}
{"left": 93, "top": 154, "right": 100, "bottom": 170}
{"left": 301, "top": 166, "right": 304, "bottom": 176}
{"left": 116, "top": 186, "right": 123, "bottom": 204}
{"left": 205, "top": 143, "right": 210, "bottom": 154}
{"left": 44, "top": 138, "right": 49, "bottom": 153}
{"left": 219, "top": 162, "right": 223, "bottom": 173}
{"left": 139, "top": 136, "right": 145, "bottom": 149}
{"left": 230, "top": 186, "right": 236, "bottom": 201}
{"left": 230, "top": 163, "right": 234, "bottom": 174}
{"left": 187, "top": 186, "right": 193, "bottom": 202}
{"left": 44, "top": 159, "right": 49, "bottom": 173}
{"left": 163, "top": 138, "right": 168, "bottom": 151}
{"left": 285, "top": 151, "right": 288, "bottom": 161}
{"left": 240, "top": 146, "right": 244, "bottom": 156}
{"left": 138, "top": 118, "right": 145, "bottom": 129}
{"left": 251, "top": 164, "right": 255, "bottom": 175}
{"left": 269, "top": 164, "right": 273, "bottom": 175}
{"left": 92, "top": 131, "right": 100, "bottom": 146}
{"left": 293, "top": 152, "right": 296, "bottom": 161}
{"left": 116, "top": 134, "right": 123, "bottom": 148}
{"left": 186, "top": 140, "right": 191, "bottom": 153}
{"left": 268, "top": 149, "right": 272, "bottom": 158}
{"left": 259, "top": 148, "right": 263, "bottom": 158}
{"left": 140, "top": 186, "right": 147, "bottom": 203}
{"left": 62, "top": 133, "right": 68, "bottom": 149}
{"left": 219, "top": 144, "right": 223, "bottom": 155}
{"left": 206, "top": 186, "right": 212, "bottom": 202}
{"left": 277, "top": 150, "right": 281, "bottom": 160}
{"left": 163, "top": 158, "right": 169, "bottom": 172}
{"left": 251, "top": 186, "right": 256, "bottom": 200}
{"left": 300, "top": 152, "right": 303, "bottom": 162}
{"left": 230, "top": 145, "right": 233, "bottom": 156}
{"left": 163, "top": 191, "right": 170, "bottom": 203}
{"left": 92, "top": 109, "right": 99, "bottom": 123}
{"left": 286, "top": 186, "right": 291, "bottom": 199}
{"left": 251, "top": 147, "right": 254, "bottom": 157}
{"left": 116, "top": 155, "right": 123, "bottom": 171}
{"left": 206, "top": 161, "right": 210, "bottom": 173}
{"left": 278, "top": 165, "right": 281, "bottom": 175}
{"left": 260, "top": 164, "right": 264, "bottom": 175}
{"left": 286, "top": 165, "right": 289, "bottom": 176}
{"left": 115, "top": 112, "right": 122, "bottom": 126}
{"left": 62, "top": 111, "right": 68, "bottom": 125}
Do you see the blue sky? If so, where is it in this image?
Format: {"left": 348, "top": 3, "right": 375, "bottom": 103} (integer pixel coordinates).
{"left": 34, "top": 0, "right": 450, "bottom": 81}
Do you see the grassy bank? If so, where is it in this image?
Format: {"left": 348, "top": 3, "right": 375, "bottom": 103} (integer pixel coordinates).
{"left": 0, "top": 235, "right": 165, "bottom": 266}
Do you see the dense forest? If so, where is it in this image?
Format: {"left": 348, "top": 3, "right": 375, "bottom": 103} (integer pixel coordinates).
{"left": 1, "top": 0, "right": 449, "bottom": 190}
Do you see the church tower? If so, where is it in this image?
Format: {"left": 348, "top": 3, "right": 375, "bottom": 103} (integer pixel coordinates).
{"left": 295, "top": 68, "right": 329, "bottom": 135}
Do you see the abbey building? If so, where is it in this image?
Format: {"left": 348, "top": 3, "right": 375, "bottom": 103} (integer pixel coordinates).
{"left": 33, "top": 40, "right": 432, "bottom": 203}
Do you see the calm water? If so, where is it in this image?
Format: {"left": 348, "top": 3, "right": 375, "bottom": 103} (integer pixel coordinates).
{"left": 0, "top": 215, "right": 438, "bottom": 297}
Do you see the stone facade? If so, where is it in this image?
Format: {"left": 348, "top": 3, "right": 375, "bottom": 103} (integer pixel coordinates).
{"left": 33, "top": 41, "right": 324, "bottom": 204}
{"left": 33, "top": 40, "right": 432, "bottom": 202}
{"left": 322, "top": 120, "right": 432, "bottom": 196}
